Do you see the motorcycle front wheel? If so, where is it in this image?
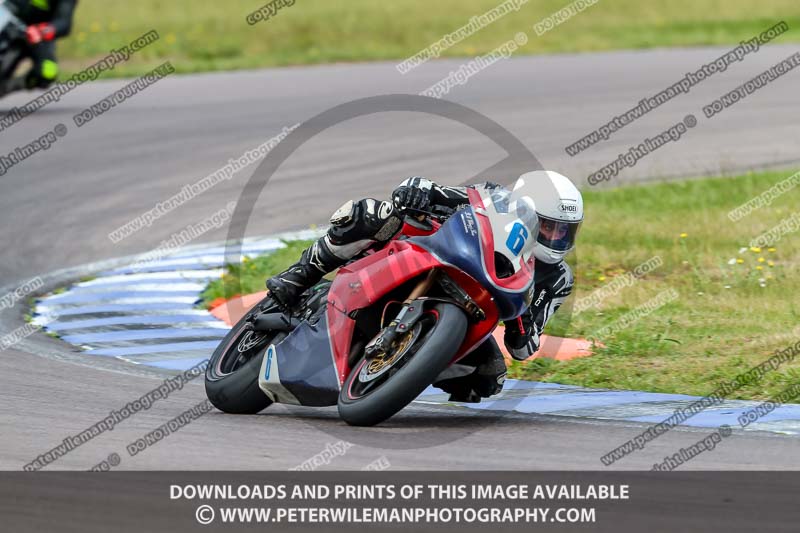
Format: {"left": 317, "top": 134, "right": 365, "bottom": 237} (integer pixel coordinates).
{"left": 337, "top": 302, "right": 467, "bottom": 426}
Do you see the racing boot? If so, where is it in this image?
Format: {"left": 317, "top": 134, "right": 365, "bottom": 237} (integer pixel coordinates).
{"left": 266, "top": 237, "right": 345, "bottom": 310}
{"left": 432, "top": 338, "right": 506, "bottom": 403}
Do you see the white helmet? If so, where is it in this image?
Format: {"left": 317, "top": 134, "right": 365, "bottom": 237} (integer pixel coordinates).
{"left": 518, "top": 170, "right": 583, "bottom": 264}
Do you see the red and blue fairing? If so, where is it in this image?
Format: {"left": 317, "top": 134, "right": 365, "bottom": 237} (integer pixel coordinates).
{"left": 410, "top": 188, "right": 536, "bottom": 322}
{"left": 259, "top": 182, "right": 539, "bottom": 406}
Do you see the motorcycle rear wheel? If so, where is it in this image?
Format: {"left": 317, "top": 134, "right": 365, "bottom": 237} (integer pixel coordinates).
{"left": 205, "top": 296, "right": 281, "bottom": 414}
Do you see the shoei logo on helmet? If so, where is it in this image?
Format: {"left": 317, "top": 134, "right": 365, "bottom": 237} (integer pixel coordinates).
{"left": 506, "top": 221, "right": 529, "bottom": 256}
{"left": 559, "top": 203, "right": 577, "bottom": 213}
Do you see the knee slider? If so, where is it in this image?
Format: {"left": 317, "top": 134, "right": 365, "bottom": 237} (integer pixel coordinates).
{"left": 330, "top": 200, "right": 355, "bottom": 228}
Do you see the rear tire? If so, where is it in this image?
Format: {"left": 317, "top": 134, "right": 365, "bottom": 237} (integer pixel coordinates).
{"left": 205, "top": 297, "right": 277, "bottom": 414}
{"left": 337, "top": 302, "right": 467, "bottom": 426}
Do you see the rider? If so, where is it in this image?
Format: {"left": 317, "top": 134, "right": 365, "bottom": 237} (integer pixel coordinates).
{"left": 0, "top": 0, "right": 78, "bottom": 96}
{"left": 266, "top": 172, "right": 583, "bottom": 402}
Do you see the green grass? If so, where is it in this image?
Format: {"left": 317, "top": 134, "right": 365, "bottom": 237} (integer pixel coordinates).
{"left": 203, "top": 169, "right": 800, "bottom": 401}
{"left": 511, "top": 169, "right": 800, "bottom": 401}
{"left": 201, "top": 239, "right": 315, "bottom": 306}
{"left": 53, "top": 0, "right": 800, "bottom": 78}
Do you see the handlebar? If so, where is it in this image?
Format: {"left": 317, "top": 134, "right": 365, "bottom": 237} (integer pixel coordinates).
{"left": 400, "top": 207, "right": 450, "bottom": 223}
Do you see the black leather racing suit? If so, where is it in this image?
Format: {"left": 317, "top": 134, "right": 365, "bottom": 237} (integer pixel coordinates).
{"left": 5, "top": 0, "right": 77, "bottom": 90}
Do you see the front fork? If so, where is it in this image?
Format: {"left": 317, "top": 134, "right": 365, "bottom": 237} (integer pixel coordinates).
{"left": 364, "top": 269, "right": 438, "bottom": 358}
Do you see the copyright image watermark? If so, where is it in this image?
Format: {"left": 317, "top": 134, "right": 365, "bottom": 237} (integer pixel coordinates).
{"left": 88, "top": 453, "right": 122, "bottom": 472}
{"left": 587, "top": 115, "right": 696, "bottom": 185}
{"left": 0, "top": 311, "right": 58, "bottom": 351}
{"left": 290, "top": 441, "right": 354, "bottom": 471}
{"left": 246, "top": 0, "right": 295, "bottom": 26}
{"left": 420, "top": 32, "right": 528, "bottom": 99}
{"left": 573, "top": 256, "right": 662, "bottom": 314}
{"left": 397, "top": 0, "right": 529, "bottom": 74}
{"left": 0, "top": 29, "right": 160, "bottom": 133}
{"left": 601, "top": 338, "right": 800, "bottom": 465}
{"left": 126, "top": 399, "right": 214, "bottom": 457}
{"left": 73, "top": 62, "right": 175, "bottom": 128}
{"left": 590, "top": 287, "right": 679, "bottom": 339}
{"left": 0, "top": 123, "right": 68, "bottom": 178}
{"left": 728, "top": 170, "right": 800, "bottom": 222}
{"left": 128, "top": 202, "right": 237, "bottom": 272}
{"left": 749, "top": 211, "right": 800, "bottom": 248}
{"left": 565, "top": 21, "right": 789, "bottom": 156}
{"left": 362, "top": 456, "right": 391, "bottom": 471}
{"left": 702, "top": 51, "right": 800, "bottom": 119}
{"left": 108, "top": 124, "right": 298, "bottom": 244}
{"left": 650, "top": 425, "right": 732, "bottom": 471}
{"left": 23, "top": 360, "right": 207, "bottom": 471}
{"left": 738, "top": 383, "right": 800, "bottom": 428}
{"left": 0, "top": 277, "right": 44, "bottom": 311}
{"left": 533, "top": 0, "right": 600, "bottom": 37}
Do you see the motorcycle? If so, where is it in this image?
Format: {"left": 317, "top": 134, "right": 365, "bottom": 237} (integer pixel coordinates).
{"left": 205, "top": 175, "right": 541, "bottom": 426}
{"left": 0, "top": 2, "right": 27, "bottom": 98}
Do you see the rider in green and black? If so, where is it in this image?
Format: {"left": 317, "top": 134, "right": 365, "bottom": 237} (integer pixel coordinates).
{"left": 1, "top": 0, "right": 78, "bottom": 96}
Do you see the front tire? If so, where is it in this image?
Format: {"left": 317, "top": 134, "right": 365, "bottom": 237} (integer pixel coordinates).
{"left": 337, "top": 302, "right": 468, "bottom": 426}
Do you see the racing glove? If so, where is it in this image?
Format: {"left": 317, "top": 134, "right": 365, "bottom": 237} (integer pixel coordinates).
{"left": 392, "top": 181, "right": 431, "bottom": 212}
{"left": 504, "top": 309, "right": 540, "bottom": 361}
{"left": 26, "top": 23, "right": 56, "bottom": 45}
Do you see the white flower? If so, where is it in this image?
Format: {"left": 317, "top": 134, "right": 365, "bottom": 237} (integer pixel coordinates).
{"left": 727, "top": 258, "right": 736, "bottom": 265}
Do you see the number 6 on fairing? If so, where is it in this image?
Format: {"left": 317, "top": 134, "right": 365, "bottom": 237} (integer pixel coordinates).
{"left": 505, "top": 221, "right": 528, "bottom": 256}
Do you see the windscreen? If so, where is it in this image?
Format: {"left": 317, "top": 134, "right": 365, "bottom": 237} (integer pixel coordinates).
{"left": 472, "top": 177, "right": 539, "bottom": 274}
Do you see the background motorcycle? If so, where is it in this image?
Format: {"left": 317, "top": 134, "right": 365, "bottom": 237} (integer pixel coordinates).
{"left": 0, "top": 2, "right": 27, "bottom": 98}
{"left": 205, "top": 177, "right": 541, "bottom": 426}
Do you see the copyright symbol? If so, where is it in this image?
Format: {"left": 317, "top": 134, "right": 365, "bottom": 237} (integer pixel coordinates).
{"left": 54, "top": 123, "right": 68, "bottom": 137}
{"left": 196, "top": 505, "right": 215, "bottom": 525}
{"left": 683, "top": 114, "right": 697, "bottom": 128}
{"left": 719, "top": 424, "right": 732, "bottom": 437}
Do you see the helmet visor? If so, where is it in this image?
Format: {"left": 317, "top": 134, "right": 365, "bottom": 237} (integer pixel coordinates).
{"left": 536, "top": 215, "right": 580, "bottom": 251}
